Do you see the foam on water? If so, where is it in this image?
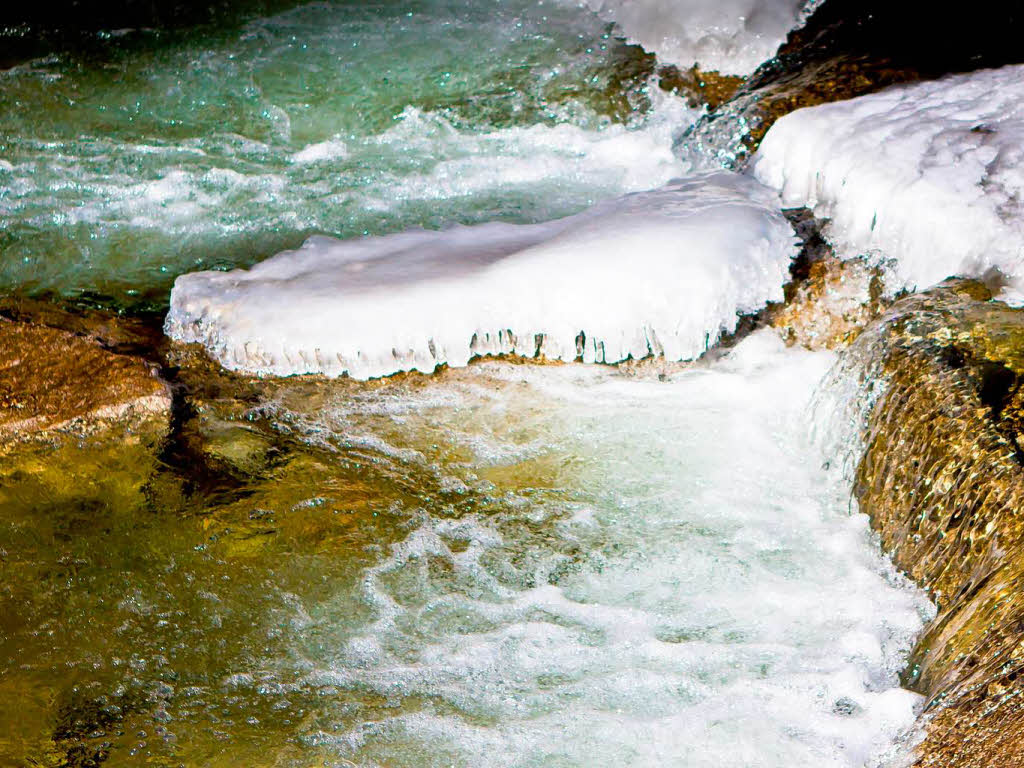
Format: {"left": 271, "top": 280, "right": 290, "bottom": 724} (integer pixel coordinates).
{"left": 228, "top": 332, "right": 932, "bottom": 766}
{"left": 0, "top": 0, "right": 694, "bottom": 304}
{"left": 165, "top": 171, "right": 797, "bottom": 378}
{"left": 752, "top": 65, "right": 1024, "bottom": 296}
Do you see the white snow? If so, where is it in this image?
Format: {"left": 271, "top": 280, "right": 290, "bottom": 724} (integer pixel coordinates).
{"left": 165, "top": 171, "right": 798, "bottom": 379}
{"left": 752, "top": 65, "right": 1024, "bottom": 294}
{"left": 582, "top": 0, "right": 818, "bottom": 76}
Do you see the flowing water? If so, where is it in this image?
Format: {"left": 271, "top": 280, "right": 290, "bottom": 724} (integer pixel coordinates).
{"left": 0, "top": 1, "right": 933, "bottom": 766}
{"left": 0, "top": 0, "right": 691, "bottom": 307}
{"left": 0, "top": 335, "right": 930, "bottom": 766}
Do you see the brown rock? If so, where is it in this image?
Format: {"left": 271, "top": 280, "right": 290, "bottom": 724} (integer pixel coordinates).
{"left": 837, "top": 281, "right": 1024, "bottom": 766}
{"left": 769, "top": 256, "right": 884, "bottom": 350}
{"left": 676, "top": 55, "right": 922, "bottom": 169}
{"left": 656, "top": 65, "right": 743, "bottom": 111}
{"left": 0, "top": 319, "right": 171, "bottom": 444}
{"left": 0, "top": 294, "right": 163, "bottom": 354}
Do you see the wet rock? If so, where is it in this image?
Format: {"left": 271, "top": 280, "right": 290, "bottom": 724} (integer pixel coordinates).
{"left": 837, "top": 280, "right": 1024, "bottom": 766}
{"left": 677, "top": 0, "right": 1024, "bottom": 168}
{"left": 159, "top": 340, "right": 283, "bottom": 480}
{"left": 0, "top": 294, "right": 164, "bottom": 356}
{"left": 49, "top": 686, "right": 153, "bottom": 768}
{"left": 768, "top": 255, "right": 883, "bottom": 350}
{"left": 656, "top": 65, "right": 743, "bottom": 111}
{"left": 197, "top": 419, "right": 276, "bottom": 477}
{"left": 584, "top": 41, "right": 659, "bottom": 123}
{"left": 736, "top": 209, "right": 888, "bottom": 352}
{"left": 0, "top": 319, "right": 171, "bottom": 445}
{"left": 677, "top": 55, "right": 920, "bottom": 169}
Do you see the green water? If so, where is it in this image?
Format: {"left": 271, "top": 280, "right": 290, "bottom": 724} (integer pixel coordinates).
{"left": 0, "top": 0, "right": 689, "bottom": 308}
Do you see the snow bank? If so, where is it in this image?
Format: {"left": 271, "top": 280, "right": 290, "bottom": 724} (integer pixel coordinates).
{"left": 165, "top": 171, "right": 797, "bottom": 379}
{"left": 752, "top": 65, "right": 1024, "bottom": 293}
{"left": 583, "top": 0, "right": 817, "bottom": 76}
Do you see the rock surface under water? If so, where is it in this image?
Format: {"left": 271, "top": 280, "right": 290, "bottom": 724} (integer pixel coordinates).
{"left": 0, "top": 330, "right": 932, "bottom": 767}
{"left": 828, "top": 280, "right": 1024, "bottom": 766}
{"left": 0, "top": 317, "right": 170, "bottom": 444}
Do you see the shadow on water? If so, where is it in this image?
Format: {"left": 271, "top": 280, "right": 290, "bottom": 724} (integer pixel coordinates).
{"left": 0, "top": 0, "right": 314, "bottom": 68}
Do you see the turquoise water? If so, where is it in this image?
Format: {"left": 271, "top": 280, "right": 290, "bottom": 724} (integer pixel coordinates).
{"left": 0, "top": 0, "right": 691, "bottom": 307}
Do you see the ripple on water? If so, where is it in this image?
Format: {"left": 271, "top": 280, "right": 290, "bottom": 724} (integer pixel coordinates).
{"left": 0, "top": 332, "right": 931, "bottom": 766}
{"left": 0, "top": 0, "right": 692, "bottom": 307}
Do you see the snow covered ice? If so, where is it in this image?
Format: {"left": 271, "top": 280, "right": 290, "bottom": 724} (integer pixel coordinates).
{"left": 752, "top": 64, "right": 1024, "bottom": 294}
{"left": 166, "top": 171, "right": 798, "bottom": 379}
{"left": 582, "top": 0, "right": 818, "bottom": 76}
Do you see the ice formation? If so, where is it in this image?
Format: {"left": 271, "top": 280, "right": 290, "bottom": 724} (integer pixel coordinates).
{"left": 752, "top": 65, "right": 1024, "bottom": 293}
{"left": 583, "top": 0, "right": 818, "bottom": 76}
{"left": 165, "top": 171, "right": 798, "bottom": 379}
{"left": 0, "top": 0, "right": 698, "bottom": 303}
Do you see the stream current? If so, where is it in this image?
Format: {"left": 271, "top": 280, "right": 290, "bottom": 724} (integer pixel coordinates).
{"left": 1, "top": 335, "right": 931, "bottom": 766}
{"left": 0, "top": 1, "right": 932, "bottom": 766}
{"left": 0, "top": 0, "right": 689, "bottom": 307}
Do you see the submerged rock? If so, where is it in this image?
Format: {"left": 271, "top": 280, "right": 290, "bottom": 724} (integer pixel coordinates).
{"left": 837, "top": 280, "right": 1024, "bottom": 766}
{"left": 0, "top": 319, "right": 171, "bottom": 444}
{"left": 657, "top": 65, "right": 743, "bottom": 111}
{"left": 768, "top": 254, "right": 883, "bottom": 350}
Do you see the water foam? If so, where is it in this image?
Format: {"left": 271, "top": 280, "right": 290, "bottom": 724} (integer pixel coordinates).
{"left": 237, "top": 333, "right": 931, "bottom": 766}
{"left": 165, "top": 171, "right": 797, "bottom": 378}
